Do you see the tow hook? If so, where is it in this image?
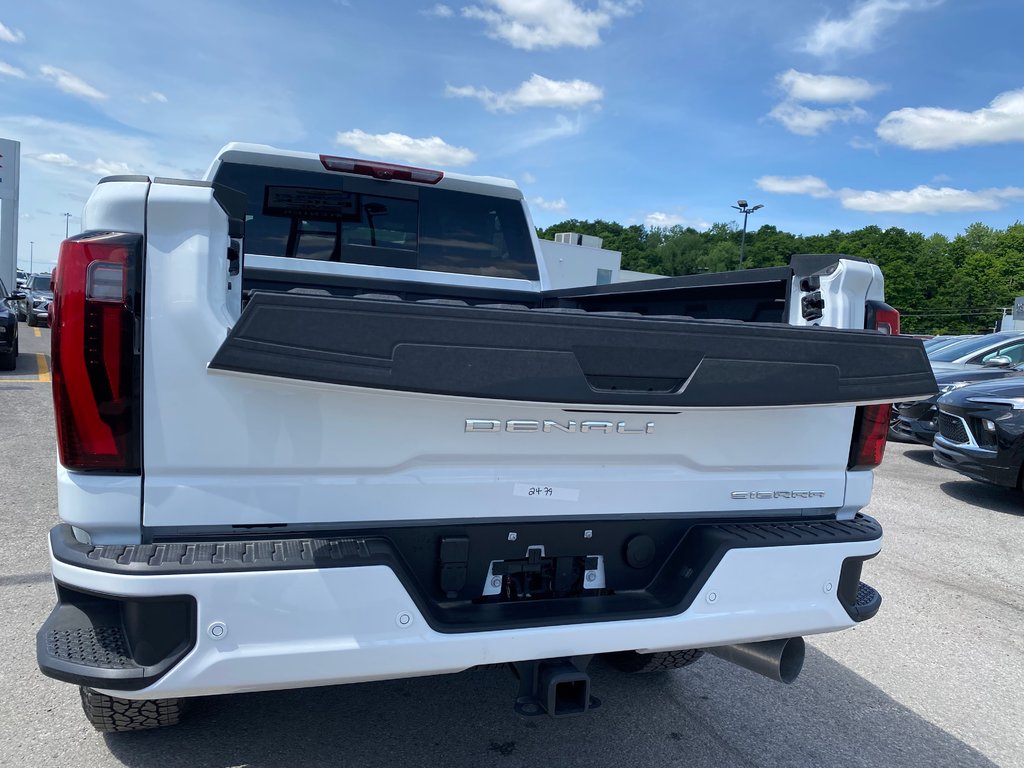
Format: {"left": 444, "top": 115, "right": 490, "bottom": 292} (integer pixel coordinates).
{"left": 511, "top": 657, "right": 600, "bottom": 718}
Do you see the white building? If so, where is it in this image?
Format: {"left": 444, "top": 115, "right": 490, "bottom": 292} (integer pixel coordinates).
{"left": 538, "top": 232, "right": 661, "bottom": 289}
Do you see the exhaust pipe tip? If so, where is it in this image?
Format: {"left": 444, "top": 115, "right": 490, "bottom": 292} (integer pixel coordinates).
{"left": 775, "top": 636, "right": 805, "bottom": 684}
{"left": 708, "top": 637, "right": 805, "bottom": 684}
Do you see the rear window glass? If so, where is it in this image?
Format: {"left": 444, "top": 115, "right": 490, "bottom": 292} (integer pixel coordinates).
{"left": 213, "top": 162, "right": 538, "bottom": 280}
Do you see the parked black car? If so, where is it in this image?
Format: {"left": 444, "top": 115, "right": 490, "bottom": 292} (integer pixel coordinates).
{"left": 893, "top": 365, "right": 1024, "bottom": 445}
{"left": 0, "top": 276, "right": 24, "bottom": 370}
{"left": 21, "top": 273, "right": 53, "bottom": 327}
{"left": 933, "top": 377, "right": 1024, "bottom": 490}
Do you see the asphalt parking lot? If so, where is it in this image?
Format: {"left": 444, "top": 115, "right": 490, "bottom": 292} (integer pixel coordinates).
{"left": 1, "top": 326, "right": 1021, "bottom": 768}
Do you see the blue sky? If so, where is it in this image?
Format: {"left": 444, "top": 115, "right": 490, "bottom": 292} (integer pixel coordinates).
{"left": 2, "top": 0, "right": 1024, "bottom": 271}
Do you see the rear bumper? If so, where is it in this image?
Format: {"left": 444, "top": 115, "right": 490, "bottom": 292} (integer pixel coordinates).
{"left": 892, "top": 400, "right": 939, "bottom": 445}
{"left": 39, "top": 518, "right": 883, "bottom": 699}
{"left": 892, "top": 415, "right": 937, "bottom": 445}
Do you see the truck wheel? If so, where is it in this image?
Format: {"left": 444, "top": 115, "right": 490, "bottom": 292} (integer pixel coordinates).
{"left": 79, "top": 687, "right": 187, "bottom": 732}
{"left": 605, "top": 648, "right": 705, "bottom": 673}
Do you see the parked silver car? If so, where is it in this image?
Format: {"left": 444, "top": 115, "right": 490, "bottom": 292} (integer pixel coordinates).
{"left": 21, "top": 273, "right": 53, "bottom": 327}
{"left": 928, "top": 332, "right": 1024, "bottom": 372}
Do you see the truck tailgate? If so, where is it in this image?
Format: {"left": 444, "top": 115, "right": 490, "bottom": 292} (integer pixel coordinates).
{"left": 210, "top": 291, "right": 934, "bottom": 408}
{"left": 141, "top": 285, "right": 931, "bottom": 530}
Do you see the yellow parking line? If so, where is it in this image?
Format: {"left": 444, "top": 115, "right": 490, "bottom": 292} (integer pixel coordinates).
{"left": 0, "top": 353, "right": 52, "bottom": 383}
{"left": 36, "top": 353, "right": 51, "bottom": 383}
{"left": 33, "top": 328, "right": 41, "bottom": 337}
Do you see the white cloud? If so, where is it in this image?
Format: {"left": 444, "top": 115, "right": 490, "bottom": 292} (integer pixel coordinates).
{"left": 777, "top": 69, "right": 884, "bottom": 103}
{"left": 0, "top": 21, "right": 24, "bottom": 43}
{"left": 34, "top": 152, "right": 77, "bottom": 167}
{"left": 756, "top": 172, "right": 1024, "bottom": 214}
{"left": 801, "top": 0, "right": 941, "bottom": 57}
{"left": 756, "top": 175, "right": 834, "bottom": 198}
{"left": 503, "top": 114, "right": 582, "bottom": 153}
{"left": 531, "top": 196, "right": 567, "bottom": 212}
{"left": 86, "top": 158, "right": 134, "bottom": 176}
{"left": 423, "top": 3, "right": 453, "bottom": 16}
{"left": 140, "top": 91, "right": 168, "bottom": 104}
{"left": 521, "top": 171, "right": 537, "bottom": 184}
{"left": 876, "top": 88, "right": 1024, "bottom": 150}
{"left": 840, "top": 185, "right": 1024, "bottom": 214}
{"left": 33, "top": 150, "right": 133, "bottom": 177}
{"left": 848, "top": 136, "right": 877, "bottom": 151}
{"left": 768, "top": 101, "right": 868, "bottom": 136}
{"left": 645, "top": 211, "right": 711, "bottom": 230}
{"left": 0, "top": 61, "right": 26, "bottom": 79}
{"left": 462, "top": 0, "right": 639, "bottom": 50}
{"left": 446, "top": 74, "right": 602, "bottom": 112}
{"left": 39, "top": 65, "right": 107, "bottom": 101}
{"left": 335, "top": 129, "right": 476, "bottom": 166}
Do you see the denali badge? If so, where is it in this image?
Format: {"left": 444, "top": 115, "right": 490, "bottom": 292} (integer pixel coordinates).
{"left": 465, "top": 419, "right": 655, "bottom": 434}
{"left": 731, "top": 490, "right": 826, "bottom": 500}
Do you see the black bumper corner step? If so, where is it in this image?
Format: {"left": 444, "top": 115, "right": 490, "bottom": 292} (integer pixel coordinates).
{"left": 36, "top": 584, "right": 196, "bottom": 691}
{"left": 837, "top": 554, "right": 882, "bottom": 623}
{"left": 848, "top": 582, "right": 882, "bottom": 622}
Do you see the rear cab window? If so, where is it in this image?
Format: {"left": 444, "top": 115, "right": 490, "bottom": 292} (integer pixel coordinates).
{"left": 211, "top": 162, "right": 539, "bottom": 281}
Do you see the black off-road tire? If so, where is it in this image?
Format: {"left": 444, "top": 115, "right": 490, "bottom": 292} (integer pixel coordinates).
{"left": 605, "top": 648, "right": 705, "bottom": 673}
{"left": 79, "top": 687, "right": 187, "bottom": 732}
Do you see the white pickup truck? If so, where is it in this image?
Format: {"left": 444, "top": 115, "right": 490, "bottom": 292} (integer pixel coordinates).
{"left": 37, "top": 144, "right": 935, "bottom": 731}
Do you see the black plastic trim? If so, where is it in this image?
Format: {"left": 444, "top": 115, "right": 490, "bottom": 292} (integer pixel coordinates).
{"left": 837, "top": 554, "right": 882, "bottom": 621}
{"left": 243, "top": 265, "right": 539, "bottom": 304}
{"left": 98, "top": 175, "right": 151, "bottom": 184}
{"left": 152, "top": 177, "right": 211, "bottom": 187}
{"left": 36, "top": 582, "right": 196, "bottom": 691}
{"left": 50, "top": 515, "right": 882, "bottom": 634}
{"left": 549, "top": 266, "right": 792, "bottom": 299}
{"left": 209, "top": 291, "right": 935, "bottom": 407}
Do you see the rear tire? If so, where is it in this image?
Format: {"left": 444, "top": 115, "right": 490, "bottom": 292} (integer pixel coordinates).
{"left": 605, "top": 648, "right": 705, "bottom": 673}
{"left": 79, "top": 687, "right": 187, "bottom": 732}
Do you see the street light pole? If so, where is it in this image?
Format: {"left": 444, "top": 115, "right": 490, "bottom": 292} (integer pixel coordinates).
{"left": 29, "top": 240, "right": 33, "bottom": 273}
{"left": 63, "top": 212, "right": 72, "bottom": 239}
{"left": 730, "top": 199, "right": 764, "bottom": 269}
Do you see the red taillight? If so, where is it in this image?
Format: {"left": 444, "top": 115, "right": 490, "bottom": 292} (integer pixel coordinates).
{"left": 319, "top": 154, "right": 444, "bottom": 184}
{"left": 849, "top": 404, "right": 891, "bottom": 470}
{"left": 866, "top": 300, "right": 900, "bottom": 335}
{"left": 51, "top": 232, "right": 142, "bottom": 472}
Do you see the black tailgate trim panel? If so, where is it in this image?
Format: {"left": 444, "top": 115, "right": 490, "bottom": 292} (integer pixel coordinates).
{"left": 209, "top": 292, "right": 935, "bottom": 406}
